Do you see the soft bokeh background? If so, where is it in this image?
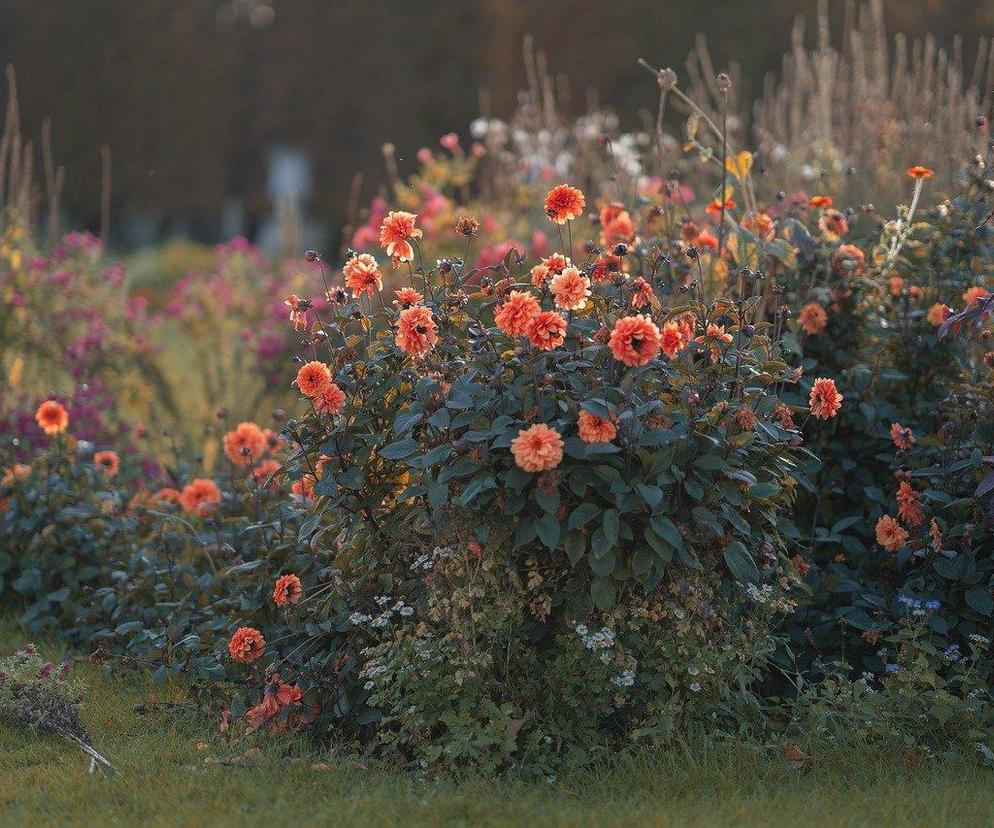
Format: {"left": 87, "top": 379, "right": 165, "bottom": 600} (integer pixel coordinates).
{"left": 0, "top": 0, "right": 988, "bottom": 249}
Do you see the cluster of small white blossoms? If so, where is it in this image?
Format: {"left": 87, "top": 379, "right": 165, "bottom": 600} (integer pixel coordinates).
{"left": 349, "top": 595, "right": 415, "bottom": 629}
{"left": 687, "top": 663, "right": 716, "bottom": 694}
{"left": 970, "top": 634, "right": 991, "bottom": 647}
{"left": 575, "top": 624, "right": 616, "bottom": 663}
{"left": 611, "top": 669, "right": 636, "bottom": 688}
{"left": 744, "top": 582, "right": 795, "bottom": 613}
{"left": 360, "top": 662, "right": 389, "bottom": 691}
{"left": 411, "top": 545, "right": 456, "bottom": 573}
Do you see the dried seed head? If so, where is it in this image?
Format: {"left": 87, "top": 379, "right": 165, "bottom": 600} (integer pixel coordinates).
{"left": 657, "top": 67, "right": 678, "bottom": 91}
{"left": 716, "top": 72, "right": 732, "bottom": 92}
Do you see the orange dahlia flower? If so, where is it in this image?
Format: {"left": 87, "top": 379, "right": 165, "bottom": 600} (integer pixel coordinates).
{"left": 820, "top": 208, "right": 849, "bottom": 237}
{"left": 273, "top": 573, "right": 303, "bottom": 607}
{"left": 833, "top": 244, "right": 865, "bottom": 274}
{"left": 797, "top": 302, "right": 828, "bottom": 335}
{"left": 530, "top": 263, "right": 552, "bottom": 290}
{"left": 510, "top": 423, "right": 564, "bottom": 472}
{"left": 252, "top": 459, "right": 281, "bottom": 487}
{"left": 378, "top": 211, "right": 422, "bottom": 262}
{"left": 284, "top": 294, "right": 308, "bottom": 331}
{"left": 527, "top": 310, "right": 568, "bottom": 350}
{"left": 313, "top": 382, "right": 347, "bottom": 414}
{"left": 228, "top": 626, "right": 266, "bottom": 664}
{"left": 223, "top": 421, "right": 267, "bottom": 467}
{"left": 393, "top": 287, "right": 423, "bottom": 307}
{"left": 93, "top": 450, "right": 120, "bottom": 478}
{"left": 550, "top": 266, "right": 591, "bottom": 311}
{"left": 630, "top": 277, "right": 655, "bottom": 309}
{"left": 735, "top": 407, "right": 757, "bottom": 430}
{"left": 35, "top": 400, "right": 69, "bottom": 435}
{"left": 659, "top": 320, "right": 688, "bottom": 359}
{"left": 927, "top": 303, "right": 950, "bottom": 326}
{"left": 809, "top": 377, "right": 843, "bottom": 419}
{"left": 875, "top": 515, "right": 909, "bottom": 552}
{"left": 609, "top": 315, "right": 661, "bottom": 367}
{"left": 544, "top": 184, "right": 586, "bottom": 224}
{"left": 343, "top": 253, "right": 383, "bottom": 298}
{"left": 896, "top": 481, "right": 924, "bottom": 528}
{"left": 296, "top": 361, "right": 333, "bottom": 398}
{"left": 179, "top": 478, "right": 222, "bottom": 516}
{"left": 890, "top": 422, "right": 915, "bottom": 451}
{"left": 962, "top": 286, "right": 990, "bottom": 307}
{"left": 577, "top": 410, "right": 617, "bottom": 444}
{"left": 494, "top": 290, "right": 541, "bottom": 336}
{"left": 907, "top": 166, "right": 934, "bottom": 179}
{"left": 599, "top": 203, "right": 635, "bottom": 247}
{"left": 395, "top": 305, "right": 438, "bottom": 357}
{"left": 808, "top": 195, "right": 833, "bottom": 208}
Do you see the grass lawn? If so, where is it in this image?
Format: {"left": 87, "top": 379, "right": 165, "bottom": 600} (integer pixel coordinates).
{"left": 0, "top": 621, "right": 991, "bottom": 827}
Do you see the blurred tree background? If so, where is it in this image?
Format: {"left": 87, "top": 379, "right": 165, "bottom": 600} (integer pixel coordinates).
{"left": 0, "top": 0, "right": 989, "bottom": 248}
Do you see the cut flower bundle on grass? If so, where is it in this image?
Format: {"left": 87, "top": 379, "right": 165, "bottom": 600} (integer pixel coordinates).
{"left": 0, "top": 645, "right": 114, "bottom": 774}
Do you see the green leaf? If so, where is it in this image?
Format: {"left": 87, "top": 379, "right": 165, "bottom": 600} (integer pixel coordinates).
{"left": 590, "top": 577, "right": 616, "bottom": 611}
{"left": 379, "top": 439, "right": 419, "bottom": 460}
{"left": 536, "top": 513, "right": 561, "bottom": 549}
{"left": 568, "top": 503, "right": 600, "bottom": 531}
{"left": 965, "top": 586, "right": 993, "bottom": 616}
{"left": 603, "top": 509, "right": 620, "bottom": 547}
{"left": 649, "top": 516, "right": 684, "bottom": 551}
{"left": 723, "top": 540, "right": 760, "bottom": 584}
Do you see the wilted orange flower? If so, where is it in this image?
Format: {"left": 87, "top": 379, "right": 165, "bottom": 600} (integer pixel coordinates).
{"left": 550, "top": 266, "right": 591, "bottom": 311}
{"left": 734, "top": 407, "right": 757, "bottom": 430}
{"left": 696, "top": 230, "right": 719, "bottom": 251}
{"left": 510, "top": 423, "right": 564, "bottom": 472}
{"left": 93, "top": 450, "right": 120, "bottom": 478}
{"left": 313, "top": 382, "right": 347, "bottom": 414}
{"left": 820, "top": 208, "right": 849, "bottom": 237}
{"left": 705, "top": 197, "right": 735, "bottom": 221}
{"left": 180, "top": 478, "right": 222, "bottom": 516}
{"left": 527, "top": 310, "right": 568, "bottom": 350}
{"left": 809, "top": 377, "right": 843, "bottom": 419}
{"left": 273, "top": 573, "right": 303, "bottom": 607}
{"left": 245, "top": 691, "right": 279, "bottom": 732}
{"left": 395, "top": 305, "right": 438, "bottom": 357}
{"left": 379, "top": 211, "right": 422, "bottom": 262}
{"left": 888, "top": 275, "right": 905, "bottom": 296}
{"left": 797, "top": 302, "right": 828, "bottom": 335}
{"left": 875, "top": 515, "right": 909, "bottom": 552}
{"left": 393, "top": 287, "right": 423, "bottom": 307}
{"left": 599, "top": 202, "right": 635, "bottom": 247}
{"left": 962, "top": 286, "right": 989, "bottom": 306}
{"left": 228, "top": 626, "right": 266, "bottom": 664}
{"left": 577, "top": 410, "right": 617, "bottom": 444}
{"left": 252, "top": 459, "right": 281, "bottom": 487}
{"left": 291, "top": 474, "right": 316, "bottom": 501}
{"left": 283, "top": 294, "right": 308, "bottom": 330}
{"left": 927, "top": 302, "right": 950, "bottom": 326}
{"left": 896, "top": 481, "right": 924, "bottom": 528}
{"left": 809, "top": 195, "right": 833, "bottom": 208}
{"left": 223, "top": 421, "right": 267, "bottom": 467}
{"left": 494, "top": 290, "right": 541, "bottom": 336}
{"left": 742, "top": 211, "right": 775, "bottom": 241}
{"left": 544, "top": 184, "right": 586, "bottom": 224}
{"left": 774, "top": 404, "right": 795, "bottom": 429}
{"left": 696, "top": 323, "right": 733, "bottom": 363}
{"left": 833, "top": 244, "right": 865, "bottom": 274}
{"left": 890, "top": 422, "right": 915, "bottom": 450}
{"left": 35, "top": 400, "right": 69, "bottom": 435}
{"left": 630, "top": 277, "right": 655, "bottom": 309}
{"left": 343, "top": 253, "right": 383, "bottom": 298}
{"left": 660, "top": 320, "right": 688, "bottom": 359}
{"left": 276, "top": 681, "right": 303, "bottom": 708}
{"left": 152, "top": 487, "right": 182, "bottom": 504}
{"left": 609, "top": 315, "right": 661, "bottom": 366}
{"left": 296, "top": 361, "right": 332, "bottom": 398}
{"left": 929, "top": 518, "right": 943, "bottom": 552}
{"left": 907, "top": 166, "right": 934, "bottom": 179}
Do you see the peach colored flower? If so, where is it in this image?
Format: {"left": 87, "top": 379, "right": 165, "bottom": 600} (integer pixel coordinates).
{"left": 599, "top": 202, "right": 635, "bottom": 247}
{"left": 395, "top": 305, "right": 438, "bottom": 357}
{"left": 890, "top": 422, "right": 915, "bottom": 451}
{"left": 527, "top": 310, "right": 568, "bottom": 350}
{"left": 35, "top": 400, "right": 69, "bottom": 435}
{"left": 696, "top": 323, "right": 733, "bottom": 363}
{"left": 284, "top": 294, "right": 308, "bottom": 330}
{"left": 630, "top": 277, "right": 655, "bottom": 309}
{"left": 742, "top": 211, "right": 775, "bottom": 241}
{"left": 875, "top": 515, "right": 909, "bottom": 552}
{"left": 379, "top": 211, "right": 422, "bottom": 262}
{"left": 927, "top": 303, "right": 950, "bottom": 326}
{"left": 907, "top": 166, "right": 934, "bottom": 179}
{"left": 577, "top": 410, "right": 617, "bottom": 444}
{"left": 296, "top": 361, "right": 332, "bottom": 398}
{"left": 888, "top": 275, "right": 905, "bottom": 296}
{"left": 494, "top": 290, "right": 541, "bottom": 336}
{"left": 228, "top": 627, "right": 266, "bottom": 664}
{"left": 530, "top": 263, "right": 552, "bottom": 289}
{"left": 343, "top": 253, "right": 383, "bottom": 298}
{"left": 276, "top": 681, "right": 303, "bottom": 707}
{"left": 820, "top": 209, "right": 849, "bottom": 237}
{"left": 590, "top": 254, "right": 621, "bottom": 283}
{"left": 774, "top": 404, "right": 795, "bottom": 429}
{"left": 93, "top": 450, "right": 120, "bottom": 478}
{"left": 609, "top": 315, "right": 661, "bottom": 366}
{"left": 735, "top": 407, "right": 756, "bottom": 430}
{"left": 291, "top": 475, "right": 316, "bottom": 502}
{"left": 833, "top": 244, "right": 865, "bottom": 274}
{"left": 798, "top": 302, "right": 828, "bottom": 335}
{"left": 809, "top": 195, "right": 833, "bottom": 208}
{"left": 510, "top": 423, "right": 564, "bottom": 472}
{"left": 809, "top": 377, "right": 843, "bottom": 419}
{"left": 660, "top": 321, "right": 687, "bottom": 359}
{"left": 963, "top": 286, "right": 989, "bottom": 306}
{"left": 544, "top": 184, "right": 586, "bottom": 224}
{"left": 543, "top": 253, "right": 570, "bottom": 274}
{"left": 273, "top": 574, "right": 303, "bottom": 607}
{"left": 896, "top": 481, "right": 924, "bottom": 528}
{"left": 313, "top": 382, "right": 347, "bottom": 414}
{"left": 245, "top": 691, "right": 279, "bottom": 732}
{"left": 223, "top": 422, "right": 267, "bottom": 467}
{"left": 393, "top": 287, "right": 423, "bottom": 307}
{"left": 550, "top": 266, "right": 591, "bottom": 311}
{"left": 180, "top": 478, "right": 222, "bottom": 516}
{"left": 252, "top": 459, "right": 281, "bottom": 487}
